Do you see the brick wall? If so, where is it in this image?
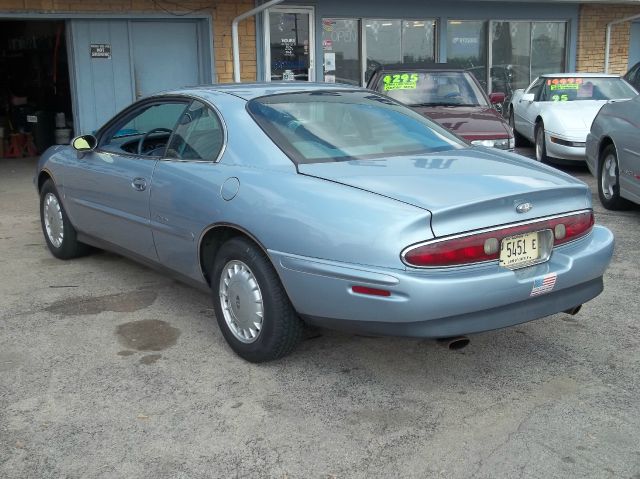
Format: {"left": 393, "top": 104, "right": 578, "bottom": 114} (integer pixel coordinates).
{"left": 576, "top": 3, "right": 640, "bottom": 74}
{"left": 0, "top": 0, "right": 257, "bottom": 82}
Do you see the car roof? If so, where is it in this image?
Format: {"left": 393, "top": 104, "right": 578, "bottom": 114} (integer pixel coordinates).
{"left": 538, "top": 73, "right": 621, "bottom": 78}
{"left": 163, "top": 82, "right": 363, "bottom": 101}
{"left": 371, "top": 63, "right": 466, "bottom": 73}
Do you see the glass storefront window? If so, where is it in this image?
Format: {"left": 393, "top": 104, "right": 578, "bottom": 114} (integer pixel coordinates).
{"left": 364, "top": 19, "right": 436, "bottom": 83}
{"left": 321, "top": 19, "right": 361, "bottom": 85}
{"left": 365, "top": 20, "right": 402, "bottom": 80}
{"left": 447, "top": 20, "right": 488, "bottom": 90}
{"left": 531, "top": 22, "right": 567, "bottom": 79}
{"left": 490, "top": 21, "right": 567, "bottom": 103}
{"left": 491, "top": 21, "right": 531, "bottom": 95}
{"left": 402, "top": 20, "right": 436, "bottom": 63}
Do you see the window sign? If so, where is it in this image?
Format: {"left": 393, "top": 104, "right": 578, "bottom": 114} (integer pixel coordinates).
{"left": 382, "top": 73, "right": 419, "bottom": 91}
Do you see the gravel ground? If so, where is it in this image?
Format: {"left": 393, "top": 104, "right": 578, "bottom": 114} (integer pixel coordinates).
{"left": 1, "top": 152, "right": 639, "bottom": 479}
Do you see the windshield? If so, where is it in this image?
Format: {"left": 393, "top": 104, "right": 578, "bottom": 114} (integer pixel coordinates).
{"left": 374, "top": 71, "right": 488, "bottom": 107}
{"left": 247, "top": 91, "right": 465, "bottom": 165}
{"left": 540, "top": 77, "right": 637, "bottom": 101}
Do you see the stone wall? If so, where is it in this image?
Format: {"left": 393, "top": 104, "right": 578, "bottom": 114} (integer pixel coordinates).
{"left": 576, "top": 3, "right": 640, "bottom": 74}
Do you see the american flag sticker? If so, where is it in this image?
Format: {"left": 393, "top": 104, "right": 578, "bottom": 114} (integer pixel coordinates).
{"left": 530, "top": 273, "right": 558, "bottom": 297}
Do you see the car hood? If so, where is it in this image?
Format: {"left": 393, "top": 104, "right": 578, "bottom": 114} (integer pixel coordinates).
{"left": 542, "top": 101, "right": 609, "bottom": 136}
{"left": 411, "top": 105, "right": 511, "bottom": 140}
{"left": 298, "top": 148, "right": 591, "bottom": 237}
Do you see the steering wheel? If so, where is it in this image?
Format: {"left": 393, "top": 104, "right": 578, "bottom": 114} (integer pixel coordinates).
{"left": 137, "top": 127, "right": 173, "bottom": 155}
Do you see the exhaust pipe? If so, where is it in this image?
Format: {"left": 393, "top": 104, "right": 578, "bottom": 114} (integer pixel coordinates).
{"left": 563, "top": 305, "right": 582, "bottom": 316}
{"left": 438, "top": 336, "right": 470, "bottom": 350}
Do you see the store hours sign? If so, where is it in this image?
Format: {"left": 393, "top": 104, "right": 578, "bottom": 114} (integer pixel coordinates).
{"left": 90, "top": 44, "right": 111, "bottom": 59}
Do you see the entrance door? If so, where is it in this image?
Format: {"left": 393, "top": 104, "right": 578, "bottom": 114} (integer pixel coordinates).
{"left": 264, "top": 7, "right": 315, "bottom": 81}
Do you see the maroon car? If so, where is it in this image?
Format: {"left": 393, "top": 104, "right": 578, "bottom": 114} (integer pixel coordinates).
{"left": 367, "top": 64, "right": 515, "bottom": 150}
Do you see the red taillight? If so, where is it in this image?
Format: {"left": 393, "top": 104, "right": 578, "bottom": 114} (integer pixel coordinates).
{"left": 403, "top": 210, "right": 594, "bottom": 268}
{"left": 552, "top": 210, "right": 594, "bottom": 245}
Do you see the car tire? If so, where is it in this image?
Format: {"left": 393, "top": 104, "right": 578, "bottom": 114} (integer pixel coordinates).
{"left": 40, "top": 179, "right": 91, "bottom": 259}
{"left": 211, "top": 237, "right": 303, "bottom": 362}
{"left": 598, "top": 145, "right": 631, "bottom": 210}
{"left": 509, "top": 108, "right": 527, "bottom": 147}
{"left": 534, "top": 121, "right": 549, "bottom": 164}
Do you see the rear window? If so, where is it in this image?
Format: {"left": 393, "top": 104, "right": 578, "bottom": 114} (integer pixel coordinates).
{"left": 247, "top": 90, "right": 465, "bottom": 165}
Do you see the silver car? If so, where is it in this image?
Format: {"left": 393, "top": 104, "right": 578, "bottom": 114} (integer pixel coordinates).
{"left": 36, "top": 83, "right": 614, "bottom": 362}
{"left": 586, "top": 94, "right": 640, "bottom": 209}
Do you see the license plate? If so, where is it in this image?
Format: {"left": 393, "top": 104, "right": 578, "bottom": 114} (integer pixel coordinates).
{"left": 500, "top": 231, "right": 540, "bottom": 269}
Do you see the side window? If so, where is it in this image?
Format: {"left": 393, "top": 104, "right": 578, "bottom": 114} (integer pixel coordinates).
{"left": 527, "top": 79, "right": 544, "bottom": 100}
{"left": 627, "top": 64, "right": 640, "bottom": 89}
{"left": 100, "top": 101, "right": 188, "bottom": 156}
{"left": 167, "top": 101, "right": 224, "bottom": 162}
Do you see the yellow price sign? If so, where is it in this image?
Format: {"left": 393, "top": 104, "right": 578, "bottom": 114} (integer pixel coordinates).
{"left": 383, "top": 73, "right": 418, "bottom": 91}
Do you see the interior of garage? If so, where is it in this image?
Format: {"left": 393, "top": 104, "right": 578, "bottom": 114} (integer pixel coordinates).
{"left": 0, "top": 20, "right": 72, "bottom": 158}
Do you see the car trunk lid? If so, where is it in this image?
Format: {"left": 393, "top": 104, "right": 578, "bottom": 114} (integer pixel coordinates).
{"left": 298, "top": 148, "right": 590, "bottom": 237}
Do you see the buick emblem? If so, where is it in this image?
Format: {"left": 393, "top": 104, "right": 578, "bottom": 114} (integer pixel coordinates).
{"left": 516, "top": 202, "right": 533, "bottom": 214}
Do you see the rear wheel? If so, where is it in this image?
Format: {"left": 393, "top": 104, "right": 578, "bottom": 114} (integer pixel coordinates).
{"left": 509, "top": 108, "right": 527, "bottom": 147}
{"left": 211, "top": 237, "right": 303, "bottom": 362}
{"left": 40, "top": 179, "right": 91, "bottom": 259}
{"left": 598, "top": 145, "right": 631, "bottom": 210}
{"left": 534, "top": 121, "right": 549, "bottom": 164}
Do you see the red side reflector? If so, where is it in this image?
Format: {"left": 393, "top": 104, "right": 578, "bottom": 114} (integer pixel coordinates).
{"left": 351, "top": 286, "right": 391, "bottom": 297}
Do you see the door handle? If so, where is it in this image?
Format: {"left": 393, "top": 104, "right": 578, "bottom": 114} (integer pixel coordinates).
{"left": 131, "top": 177, "right": 147, "bottom": 191}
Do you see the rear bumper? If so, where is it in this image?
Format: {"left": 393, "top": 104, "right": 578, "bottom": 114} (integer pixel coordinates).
{"left": 302, "top": 277, "right": 603, "bottom": 338}
{"left": 270, "top": 225, "right": 614, "bottom": 337}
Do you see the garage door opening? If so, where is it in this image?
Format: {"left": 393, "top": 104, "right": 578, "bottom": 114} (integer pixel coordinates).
{"left": 0, "top": 20, "right": 73, "bottom": 158}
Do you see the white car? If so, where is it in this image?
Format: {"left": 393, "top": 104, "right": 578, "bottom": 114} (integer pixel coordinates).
{"left": 508, "top": 73, "right": 638, "bottom": 163}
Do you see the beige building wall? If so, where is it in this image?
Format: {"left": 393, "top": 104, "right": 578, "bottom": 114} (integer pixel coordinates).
{"left": 0, "top": 0, "right": 258, "bottom": 83}
{"left": 576, "top": 3, "right": 640, "bottom": 74}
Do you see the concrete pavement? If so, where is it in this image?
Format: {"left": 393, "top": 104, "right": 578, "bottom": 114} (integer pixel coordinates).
{"left": 1, "top": 154, "right": 639, "bottom": 478}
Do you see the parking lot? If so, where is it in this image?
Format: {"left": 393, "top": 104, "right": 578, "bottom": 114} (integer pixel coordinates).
{"left": 1, "top": 152, "right": 639, "bottom": 478}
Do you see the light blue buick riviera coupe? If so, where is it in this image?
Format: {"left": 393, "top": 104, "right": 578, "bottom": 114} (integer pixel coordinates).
{"left": 36, "top": 83, "right": 614, "bottom": 362}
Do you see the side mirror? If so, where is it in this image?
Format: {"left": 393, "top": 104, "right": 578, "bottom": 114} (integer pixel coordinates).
{"left": 521, "top": 93, "right": 535, "bottom": 103}
{"left": 489, "top": 92, "right": 506, "bottom": 104}
{"left": 72, "top": 134, "right": 97, "bottom": 152}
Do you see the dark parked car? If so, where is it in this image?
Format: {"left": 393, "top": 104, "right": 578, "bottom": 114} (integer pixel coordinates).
{"left": 367, "top": 64, "right": 514, "bottom": 150}
{"left": 624, "top": 61, "right": 640, "bottom": 91}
